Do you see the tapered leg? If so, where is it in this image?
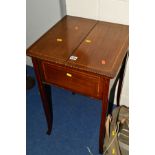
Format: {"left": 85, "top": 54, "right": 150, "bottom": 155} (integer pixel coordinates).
{"left": 99, "top": 79, "right": 110, "bottom": 154}
{"left": 117, "top": 52, "right": 128, "bottom": 106}
{"left": 108, "top": 52, "right": 129, "bottom": 114}
{"left": 32, "top": 58, "right": 53, "bottom": 135}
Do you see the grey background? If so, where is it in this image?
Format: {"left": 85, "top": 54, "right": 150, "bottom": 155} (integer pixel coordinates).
{"left": 26, "top": 0, "right": 66, "bottom": 66}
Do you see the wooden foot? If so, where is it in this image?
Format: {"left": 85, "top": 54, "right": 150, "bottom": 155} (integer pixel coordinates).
{"left": 72, "top": 92, "right": 76, "bottom": 95}
{"left": 46, "top": 130, "right": 52, "bottom": 135}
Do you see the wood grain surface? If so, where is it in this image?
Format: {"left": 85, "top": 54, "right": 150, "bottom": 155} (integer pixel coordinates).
{"left": 27, "top": 15, "right": 128, "bottom": 78}
{"left": 27, "top": 15, "right": 97, "bottom": 64}
{"left": 41, "top": 62, "right": 103, "bottom": 99}
{"left": 67, "top": 21, "right": 129, "bottom": 78}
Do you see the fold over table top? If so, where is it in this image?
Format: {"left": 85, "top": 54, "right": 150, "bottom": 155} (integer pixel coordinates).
{"left": 27, "top": 15, "right": 129, "bottom": 78}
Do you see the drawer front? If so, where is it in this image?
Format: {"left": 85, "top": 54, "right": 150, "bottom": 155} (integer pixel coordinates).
{"left": 42, "top": 62, "right": 103, "bottom": 99}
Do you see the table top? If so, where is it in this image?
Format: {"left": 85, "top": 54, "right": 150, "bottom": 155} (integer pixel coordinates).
{"left": 27, "top": 15, "right": 129, "bottom": 78}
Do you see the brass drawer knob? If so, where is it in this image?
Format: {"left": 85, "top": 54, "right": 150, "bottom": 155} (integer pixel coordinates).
{"left": 85, "top": 39, "right": 92, "bottom": 43}
{"left": 56, "top": 38, "right": 63, "bottom": 42}
{"left": 66, "top": 73, "right": 72, "bottom": 77}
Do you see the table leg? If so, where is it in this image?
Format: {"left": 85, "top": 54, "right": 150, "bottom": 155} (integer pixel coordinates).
{"left": 108, "top": 52, "right": 129, "bottom": 114}
{"left": 99, "top": 79, "right": 110, "bottom": 154}
{"left": 117, "top": 52, "right": 128, "bottom": 106}
{"left": 32, "top": 59, "right": 53, "bottom": 135}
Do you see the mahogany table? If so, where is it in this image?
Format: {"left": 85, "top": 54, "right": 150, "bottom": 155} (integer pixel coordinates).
{"left": 27, "top": 15, "right": 129, "bottom": 153}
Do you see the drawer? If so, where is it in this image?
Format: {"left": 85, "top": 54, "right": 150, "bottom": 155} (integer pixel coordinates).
{"left": 41, "top": 62, "right": 103, "bottom": 99}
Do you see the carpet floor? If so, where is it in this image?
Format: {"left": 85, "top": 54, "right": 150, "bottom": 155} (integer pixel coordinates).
{"left": 26, "top": 65, "right": 105, "bottom": 155}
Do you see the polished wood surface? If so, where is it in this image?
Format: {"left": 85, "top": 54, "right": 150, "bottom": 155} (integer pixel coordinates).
{"left": 27, "top": 15, "right": 128, "bottom": 78}
{"left": 27, "top": 15, "right": 129, "bottom": 154}
{"left": 27, "top": 16, "right": 97, "bottom": 64}
{"left": 41, "top": 62, "right": 103, "bottom": 99}
{"left": 67, "top": 21, "right": 129, "bottom": 78}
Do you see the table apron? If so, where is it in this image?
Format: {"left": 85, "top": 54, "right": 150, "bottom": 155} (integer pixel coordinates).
{"left": 40, "top": 61, "right": 108, "bottom": 100}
